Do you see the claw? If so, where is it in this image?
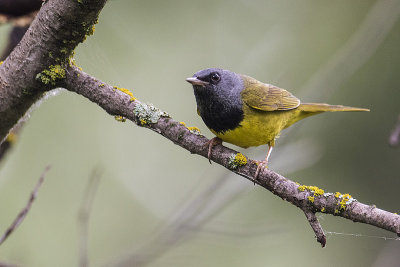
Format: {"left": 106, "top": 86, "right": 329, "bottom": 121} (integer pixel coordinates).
{"left": 204, "top": 137, "right": 222, "bottom": 164}
{"left": 254, "top": 160, "right": 268, "bottom": 184}
{"left": 253, "top": 145, "right": 273, "bottom": 184}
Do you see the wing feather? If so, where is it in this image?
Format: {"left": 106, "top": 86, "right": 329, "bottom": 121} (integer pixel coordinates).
{"left": 240, "top": 75, "right": 300, "bottom": 111}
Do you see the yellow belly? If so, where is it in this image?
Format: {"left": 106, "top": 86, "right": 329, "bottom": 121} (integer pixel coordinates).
{"left": 211, "top": 105, "right": 298, "bottom": 148}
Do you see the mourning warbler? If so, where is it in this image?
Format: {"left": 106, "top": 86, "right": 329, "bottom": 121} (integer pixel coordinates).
{"left": 186, "top": 68, "right": 369, "bottom": 178}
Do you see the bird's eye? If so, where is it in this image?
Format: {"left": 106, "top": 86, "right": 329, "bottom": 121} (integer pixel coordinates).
{"left": 210, "top": 73, "right": 221, "bottom": 83}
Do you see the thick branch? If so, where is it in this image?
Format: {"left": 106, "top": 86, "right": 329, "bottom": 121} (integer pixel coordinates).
{"left": 64, "top": 66, "right": 400, "bottom": 246}
{"left": 0, "top": 0, "right": 107, "bottom": 141}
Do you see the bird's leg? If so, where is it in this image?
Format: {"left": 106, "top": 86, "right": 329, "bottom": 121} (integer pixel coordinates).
{"left": 254, "top": 144, "right": 274, "bottom": 182}
{"left": 204, "top": 137, "right": 222, "bottom": 164}
{"left": 265, "top": 144, "right": 273, "bottom": 162}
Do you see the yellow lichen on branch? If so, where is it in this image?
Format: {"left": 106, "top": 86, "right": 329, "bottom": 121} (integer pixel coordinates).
{"left": 187, "top": 126, "right": 201, "bottom": 135}
{"left": 113, "top": 86, "right": 136, "bottom": 101}
{"left": 298, "top": 185, "right": 325, "bottom": 196}
{"left": 36, "top": 65, "right": 66, "bottom": 85}
{"left": 114, "top": 115, "right": 126, "bottom": 122}
{"left": 6, "top": 132, "right": 17, "bottom": 143}
{"left": 336, "top": 193, "right": 355, "bottom": 211}
{"left": 228, "top": 153, "right": 248, "bottom": 169}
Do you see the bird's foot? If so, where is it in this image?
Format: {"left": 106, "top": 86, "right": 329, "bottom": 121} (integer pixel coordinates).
{"left": 204, "top": 137, "right": 222, "bottom": 164}
{"left": 253, "top": 160, "right": 268, "bottom": 184}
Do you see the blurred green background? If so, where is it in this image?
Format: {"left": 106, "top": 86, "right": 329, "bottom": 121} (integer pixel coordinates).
{"left": 1, "top": 0, "right": 400, "bottom": 266}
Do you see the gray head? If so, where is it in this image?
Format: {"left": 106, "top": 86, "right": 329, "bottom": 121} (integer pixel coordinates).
{"left": 186, "top": 68, "right": 245, "bottom": 133}
{"left": 186, "top": 68, "right": 244, "bottom": 101}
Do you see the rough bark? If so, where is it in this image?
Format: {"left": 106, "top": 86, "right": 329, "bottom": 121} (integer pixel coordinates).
{"left": 0, "top": 0, "right": 106, "bottom": 141}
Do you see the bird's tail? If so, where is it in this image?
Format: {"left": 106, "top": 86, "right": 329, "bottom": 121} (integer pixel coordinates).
{"left": 299, "top": 103, "right": 370, "bottom": 112}
{"left": 284, "top": 103, "right": 369, "bottom": 128}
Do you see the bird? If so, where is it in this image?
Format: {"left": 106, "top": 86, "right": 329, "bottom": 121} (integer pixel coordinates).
{"left": 186, "top": 68, "right": 369, "bottom": 179}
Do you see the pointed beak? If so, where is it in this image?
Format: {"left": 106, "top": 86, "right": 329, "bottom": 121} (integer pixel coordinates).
{"left": 186, "top": 77, "right": 209, "bottom": 87}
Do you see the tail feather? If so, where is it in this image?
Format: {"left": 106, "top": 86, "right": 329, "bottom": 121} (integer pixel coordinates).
{"left": 284, "top": 103, "right": 369, "bottom": 129}
{"left": 299, "top": 103, "right": 370, "bottom": 112}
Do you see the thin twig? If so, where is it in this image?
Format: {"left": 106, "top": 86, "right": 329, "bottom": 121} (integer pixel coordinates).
{"left": 78, "top": 168, "right": 102, "bottom": 267}
{"left": 303, "top": 210, "right": 326, "bottom": 247}
{"left": 0, "top": 165, "right": 51, "bottom": 246}
{"left": 389, "top": 114, "right": 400, "bottom": 147}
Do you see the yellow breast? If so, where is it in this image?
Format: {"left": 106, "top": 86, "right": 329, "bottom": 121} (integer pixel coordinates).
{"left": 211, "top": 105, "right": 298, "bottom": 148}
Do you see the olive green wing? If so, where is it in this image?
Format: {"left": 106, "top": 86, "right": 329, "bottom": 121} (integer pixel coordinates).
{"left": 241, "top": 75, "right": 300, "bottom": 111}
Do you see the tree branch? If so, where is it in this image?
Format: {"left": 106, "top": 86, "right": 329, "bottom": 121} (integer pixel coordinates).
{"left": 0, "top": 0, "right": 107, "bottom": 142}
{"left": 303, "top": 210, "right": 326, "bottom": 247}
{"left": 64, "top": 65, "right": 400, "bottom": 246}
